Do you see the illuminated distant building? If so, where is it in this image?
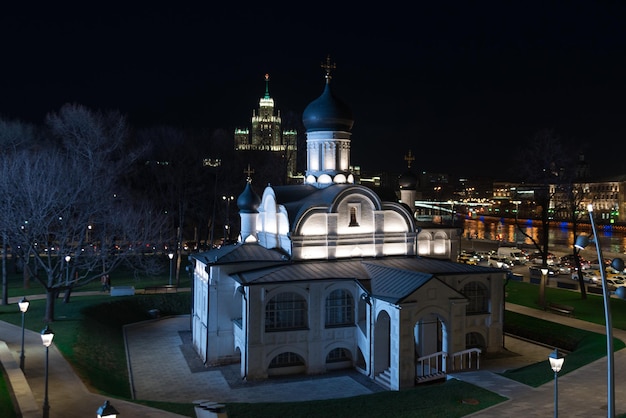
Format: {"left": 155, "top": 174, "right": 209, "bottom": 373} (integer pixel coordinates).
{"left": 234, "top": 74, "right": 298, "bottom": 179}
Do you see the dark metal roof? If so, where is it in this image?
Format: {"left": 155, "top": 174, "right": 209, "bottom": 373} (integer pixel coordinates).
{"left": 233, "top": 259, "right": 367, "bottom": 285}
{"left": 189, "top": 243, "right": 288, "bottom": 265}
{"left": 362, "top": 262, "right": 432, "bottom": 304}
{"left": 363, "top": 256, "right": 502, "bottom": 275}
{"left": 302, "top": 82, "right": 354, "bottom": 132}
{"left": 230, "top": 255, "right": 500, "bottom": 302}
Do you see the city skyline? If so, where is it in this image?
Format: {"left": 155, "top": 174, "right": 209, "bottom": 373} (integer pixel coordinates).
{"left": 2, "top": 2, "right": 626, "bottom": 179}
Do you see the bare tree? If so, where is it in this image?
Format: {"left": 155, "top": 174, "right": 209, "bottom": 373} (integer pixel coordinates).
{"left": 0, "top": 118, "right": 37, "bottom": 304}
{"left": 0, "top": 104, "right": 166, "bottom": 322}
{"left": 514, "top": 129, "right": 575, "bottom": 306}
{"left": 561, "top": 182, "right": 589, "bottom": 297}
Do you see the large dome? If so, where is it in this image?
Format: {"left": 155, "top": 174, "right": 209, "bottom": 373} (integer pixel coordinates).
{"left": 302, "top": 83, "right": 354, "bottom": 132}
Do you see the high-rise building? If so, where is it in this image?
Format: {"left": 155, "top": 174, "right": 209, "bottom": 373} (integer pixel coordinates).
{"left": 234, "top": 74, "right": 298, "bottom": 179}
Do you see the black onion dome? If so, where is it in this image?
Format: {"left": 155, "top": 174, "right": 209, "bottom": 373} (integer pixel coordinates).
{"left": 237, "top": 182, "right": 261, "bottom": 213}
{"left": 398, "top": 171, "right": 418, "bottom": 190}
{"left": 302, "top": 83, "right": 354, "bottom": 132}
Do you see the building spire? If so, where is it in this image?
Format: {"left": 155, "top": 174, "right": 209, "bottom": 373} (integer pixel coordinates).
{"left": 321, "top": 55, "right": 336, "bottom": 84}
{"left": 264, "top": 74, "right": 270, "bottom": 99}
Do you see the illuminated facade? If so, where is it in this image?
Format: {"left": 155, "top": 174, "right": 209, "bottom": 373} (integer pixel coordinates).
{"left": 234, "top": 74, "right": 298, "bottom": 177}
{"left": 191, "top": 61, "right": 506, "bottom": 391}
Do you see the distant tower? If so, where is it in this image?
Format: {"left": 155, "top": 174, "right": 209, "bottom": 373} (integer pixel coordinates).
{"left": 398, "top": 150, "right": 419, "bottom": 214}
{"left": 302, "top": 56, "right": 355, "bottom": 188}
{"left": 234, "top": 74, "right": 298, "bottom": 178}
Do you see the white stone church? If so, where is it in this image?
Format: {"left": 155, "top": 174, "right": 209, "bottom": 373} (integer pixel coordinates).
{"left": 190, "top": 61, "right": 506, "bottom": 390}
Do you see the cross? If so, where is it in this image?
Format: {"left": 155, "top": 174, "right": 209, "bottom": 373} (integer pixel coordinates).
{"left": 321, "top": 55, "right": 336, "bottom": 80}
{"left": 243, "top": 164, "right": 255, "bottom": 182}
{"left": 404, "top": 150, "right": 415, "bottom": 169}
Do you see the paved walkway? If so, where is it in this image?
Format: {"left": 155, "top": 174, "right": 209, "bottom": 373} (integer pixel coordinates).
{"left": 458, "top": 303, "right": 626, "bottom": 417}
{"left": 3, "top": 294, "right": 626, "bottom": 417}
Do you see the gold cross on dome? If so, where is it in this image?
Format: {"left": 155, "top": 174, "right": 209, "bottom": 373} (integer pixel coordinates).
{"left": 243, "top": 164, "right": 255, "bottom": 181}
{"left": 321, "top": 55, "right": 336, "bottom": 80}
{"left": 404, "top": 150, "right": 415, "bottom": 169}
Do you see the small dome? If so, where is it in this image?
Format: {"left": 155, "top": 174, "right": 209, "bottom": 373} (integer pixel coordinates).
{"left": 237, "top": 182, "right": 261, "bottom": 213}
{"left": 398, "top": 171, "right": 418, "bottom": 190}
{"left": 302, "top": 83, "right": 354, "bottom": 132}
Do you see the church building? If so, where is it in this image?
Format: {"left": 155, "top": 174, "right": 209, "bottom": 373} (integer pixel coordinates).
{"left": 190, "top": 58, "right": 506, "bottom": 390}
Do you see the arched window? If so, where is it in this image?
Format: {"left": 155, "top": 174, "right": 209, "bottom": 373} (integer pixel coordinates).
{"left": 466, "top": 332, "right": 485, "bottom": 350}
{"left": 326, "top": 347, "right": 352, "bottom": 363}
{"left": 265, "top": 292, "right": 307, "bottom": 331}
{"left": 269, "top": 352, "right": 305, "bottom": 368}
{"left": 461, "top": 282, "right": 489, "bottom": 314}
{"left": 325, "top": 289, "right": 354, "bottom": 327}
{"left": 349, "top": 207, "right": 359, "bottom": 227}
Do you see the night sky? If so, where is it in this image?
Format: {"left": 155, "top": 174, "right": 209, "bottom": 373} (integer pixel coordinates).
{"left": 2, "top": 2, "right": 626, "bottom": 179}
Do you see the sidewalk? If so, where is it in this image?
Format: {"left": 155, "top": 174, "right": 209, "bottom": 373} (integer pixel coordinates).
{"left": 2, "top": 295, "right": 626, "bottom": 417}
{"left": 457, "top": 303, "right": 626, "bottom": 417}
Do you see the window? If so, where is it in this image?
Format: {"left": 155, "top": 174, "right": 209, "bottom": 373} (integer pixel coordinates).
{"left": 466, "top": 332, "right": 485, "bottom": 350}
{"left": 325, "top": 289, "right": 354, "bottom": 327}
{"left": 462, "top": 282, "right": 489, "bottom": 314}
{"left": 326, "top": 347, "right": 352, "bottom": 363}
{"left": 265, "top": 292, "right": 307, "bottom": 331}
{"left": 348, "top": 203, "right": 360, "bottom": 227}
{"left": 269, "top": 352, "right": 305, "bottom": 368}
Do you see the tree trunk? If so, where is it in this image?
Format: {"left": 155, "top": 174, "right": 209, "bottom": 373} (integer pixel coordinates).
{"left": 1, "top": 232, "right": 7, "bottom": 305}
{"left": 44, "top": 289, "right": 57, "bottom": 323}
{"left": 63, "top": 284, "right": 73, "bottom": 303}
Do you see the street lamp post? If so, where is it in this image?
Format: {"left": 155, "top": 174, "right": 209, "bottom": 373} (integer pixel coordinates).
{"left": 41, "top": 325, "right": 55, "bottom": 418}
{"left": 65, "top": 255, "right": 71, "bottom": 285}
{"left": 549, "top": 348, "right": 564, "bottom": 418}
{"left": 18, "top": 297, "right": 30, "bottom": 371}
{"left": 540, "top": 267, "right": 549, "bottom": 308}
{"left": 168, "top": 253, "right": 174, "bottom": 286}
{"left": 97, "top": 400, "right": 120, "bottom": 417}
{"left": 222, "top": 195, "right": 234, "bottom": 243}
{"left": 575, "top": 203, "right": 617, "bottom": 417}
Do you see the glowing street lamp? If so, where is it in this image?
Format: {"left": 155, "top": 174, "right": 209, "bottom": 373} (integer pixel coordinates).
{"left": 168, "top": 252, "right": 174, "bottom": 286}
{"left": 41, "top": 325, "right": 55, "bottom": 418}
{"left": 97, "top": 400, "right": 120, "bottom": 418}
{"left": 549, "top": 348, "right": 564, "bottom": 418}
{"left": 18, "top": 297, "right": 29, "bottom": 371}
{"left": 65, "top": 255, "right": 71, "bottom": 284}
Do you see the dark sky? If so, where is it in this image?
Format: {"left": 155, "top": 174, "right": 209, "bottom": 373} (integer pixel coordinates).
{"left": 2, "top": 2, "right": 626, "bottom": 179}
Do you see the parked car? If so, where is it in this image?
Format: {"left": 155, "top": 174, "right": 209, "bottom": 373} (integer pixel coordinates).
{"left": 488, "top": 256, "right": 512, "bottom": 269}
{"left": 572, "top": 270, "right": 600, "bottom": 284}
{"left": 529, "top": 265, "right": 558, "bottom": 277}
{"left": 606, "top": 277, "right": 626, "bottom": 290}
{"left": 529, "top": 252, "right": 556, "bottom": 265}
{"left": 560, "top": 254, "right": 590, "bottom": 270}
{"left": 554, "top": 263, "right": 572, "bottom": 275}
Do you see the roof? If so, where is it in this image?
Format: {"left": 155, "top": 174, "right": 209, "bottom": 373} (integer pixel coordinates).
{"left": 302, "top": 82, "right": 354, "bottom": 132}
{"left": 229, "top": 255, "right": 502, "bottom": 303}
{"left": 362, "top": 262, "right": 433, "bottom": 304}
{"left": 190, "top": 243, "right": 288, "bottom": 265}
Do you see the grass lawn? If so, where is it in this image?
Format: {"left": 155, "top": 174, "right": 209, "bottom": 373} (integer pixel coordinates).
{"left": 2, "top": 265, "right": 626, "bottom": 417}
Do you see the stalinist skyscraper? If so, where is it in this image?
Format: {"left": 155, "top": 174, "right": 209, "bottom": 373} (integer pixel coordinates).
{"left": 234, "top": 74, "right": 298, "bottom": 180}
